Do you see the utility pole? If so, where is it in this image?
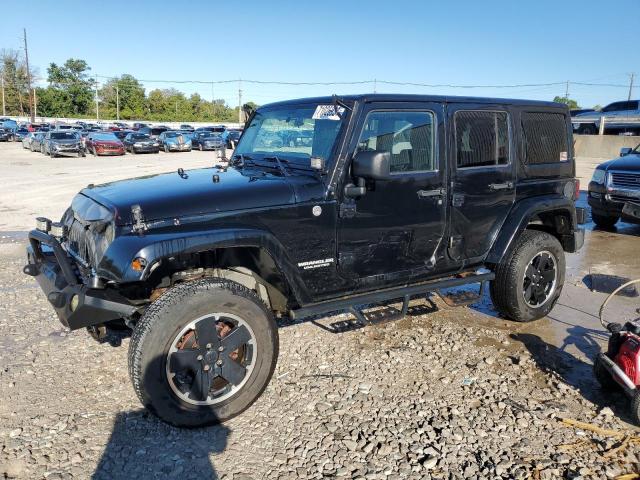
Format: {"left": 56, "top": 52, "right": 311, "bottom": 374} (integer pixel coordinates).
{"left": 23, "top": 28, "right": 34, "bottom": 123}
{"left": 33, "top": 87, "right": 37, "bottom": 119}
{"left": 1, "top": 75, "right": 5, "bottom": 116}
{"left": 211, "top": 82, "right": 215, "bottom": 118}
{"left": 115, "top": 84, "right": 120, "bottom": 121}
{"left": 238, "top": 79, "right": 243, "bottom": 123}
{"left": 628, "top": 73, "right": 635, "bottom": 101}
{"left": 565, "top": 80, "right": 570, "bottom": 99}
{"left": 373, "top": 78, "right": 377, "bottom": 94}
{"left": 95, "top": 74, "right": 99, "bottom": 120}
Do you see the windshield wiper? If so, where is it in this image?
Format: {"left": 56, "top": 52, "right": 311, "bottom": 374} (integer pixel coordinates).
{"left": 262, "top": 156, "right": 290, "bottom": 176}
{"left": 232, "top": 153, "right": 253, "bottom": 166}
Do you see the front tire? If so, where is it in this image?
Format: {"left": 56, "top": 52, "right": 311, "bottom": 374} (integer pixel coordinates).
{"left": 128, "top": 278, "right": 278, "bottom": 428}
{"left": 490, "top": 230, "right": 565, "bottom": 322}
{"left": 592, "top": 212, "right": 619, "bottom": 229}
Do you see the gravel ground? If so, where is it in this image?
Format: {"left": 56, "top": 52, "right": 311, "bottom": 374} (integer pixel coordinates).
{"left": 1, "top": 143, "right": 639, "bottom": 479}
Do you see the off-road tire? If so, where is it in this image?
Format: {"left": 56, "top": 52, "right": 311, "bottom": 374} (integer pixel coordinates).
{"left": 592, "top": 213, "right": 618, "bottom": 229}
{"left": 631, "top": 390, "right": 640, "bottom": 426}
{"left": 128, "top": 278, "right": 278, "bottom": 428}
{"left": 490, "top": 229, "right": 565, "bottom": 322}
{"left": 593, "top": 355, "right": 620, "bottom": 391}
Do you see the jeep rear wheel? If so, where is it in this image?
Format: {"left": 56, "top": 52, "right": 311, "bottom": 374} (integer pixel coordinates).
{"left": 490, "top": 230, "right": 565, "bottom": 322}
{"left": 128, "top": 278, "right": 278, "bottom": 427}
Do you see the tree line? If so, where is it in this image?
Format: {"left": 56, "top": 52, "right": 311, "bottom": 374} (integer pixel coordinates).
{"left": 0, "top": 50, "right": 254, "bottom": 121}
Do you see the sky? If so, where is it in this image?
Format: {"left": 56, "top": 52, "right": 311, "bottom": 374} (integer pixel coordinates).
{"left": 1, "top": 0, "right": 637, "bottom": 109}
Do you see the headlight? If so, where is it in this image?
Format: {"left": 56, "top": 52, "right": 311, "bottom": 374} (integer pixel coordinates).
{"left": 36, "top": 217, "right": 51, "bottom": 232}
{"left": 134, "top": 142, "right": 142, "bottom": 147}
{"left": 591, "top": 169, "right": 606, "bottom": 184}
{"left": 153, "top": 142, "right": 159, "bottom": 147}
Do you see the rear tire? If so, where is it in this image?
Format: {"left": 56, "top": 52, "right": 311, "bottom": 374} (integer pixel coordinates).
{"left": 593, "top": 355, "right": 620, "bottom": 391}
{"left": 490, "top": 230, "right": 565, "bottom": 322}
{"left": 592, "top": 212, "right": 619, "bottom": 229}
{"left": 579, "top": 124, "right": 598, "bottom": 135}
{"left": 631, "top": 390, "right": 640, "bottom": 426}
{"left": 128, "top": 278, "right": 278, "bottom": 428}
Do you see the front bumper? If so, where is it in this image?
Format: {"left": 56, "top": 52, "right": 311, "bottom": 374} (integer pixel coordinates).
{"left": 95, "top": 146, "right": 125, "bottom": 156}
{"left": 25, "top": 229, "right": 138, "bottom": 330}
{"left": 588, "top": 181, "right": 640, "bottom": 224}
{"left": 168, "top": 143, "right": 192, "bottom": 151}
{"left": 133, "top": 145, "right": 159, "bottom": 153}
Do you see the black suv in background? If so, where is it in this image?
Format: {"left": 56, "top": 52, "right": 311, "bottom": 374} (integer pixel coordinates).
{"left": 25, "top": 94, "right": 585, "bottom": 427}
{"left": 588, "top": 143, "right": 640, "bottom": 227}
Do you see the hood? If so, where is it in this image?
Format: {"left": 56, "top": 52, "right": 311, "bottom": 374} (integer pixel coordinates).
{"left": 600, "top": 153, "right": 640, "bottom": 172}
{"left": 80, "top": 166, "right": 299, "bottom": 225}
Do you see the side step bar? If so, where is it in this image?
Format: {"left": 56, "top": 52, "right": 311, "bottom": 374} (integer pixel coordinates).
{"left": 290, "top": 271, "right": 495, "bottom": 321}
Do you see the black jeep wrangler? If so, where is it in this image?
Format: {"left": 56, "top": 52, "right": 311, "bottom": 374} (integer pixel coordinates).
{"left": 25, "top": 94, "right": 585, "bottom": 427}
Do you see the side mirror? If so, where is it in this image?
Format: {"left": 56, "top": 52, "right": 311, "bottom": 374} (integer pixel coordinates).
{"left": 352, "top": 150, "right": 391, "bottom": 180}
{"left": 620, "top": 147, "right": 632, "bottom": 157}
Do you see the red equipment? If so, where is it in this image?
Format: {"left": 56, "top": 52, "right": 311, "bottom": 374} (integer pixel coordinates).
{"left": 594, "top": 279, "right": 640, "bottom": 425}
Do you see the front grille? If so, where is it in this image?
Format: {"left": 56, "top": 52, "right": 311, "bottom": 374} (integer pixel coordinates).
{"left": 610, "top": 172, "right": 640, "bottom": 189}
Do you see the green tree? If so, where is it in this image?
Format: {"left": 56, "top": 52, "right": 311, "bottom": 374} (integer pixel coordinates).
{"left": 553, "top": 96, "right": 579, "bottom": 110}
{"left": 99, "top": 74, "right": 146, "bottom": 120}
{"left": 47, "top": 58, "right": 95, "bottom": 116}
{"left": 0, "top": 49, "right": 34, "bottom": 116}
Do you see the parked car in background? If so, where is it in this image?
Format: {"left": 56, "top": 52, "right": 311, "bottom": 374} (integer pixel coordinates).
{"left": 113, "top": 130, "right": 135, "bottom": 142}
{"left": 31, "top": 132, "right": 47, "bottom": 152}
{"left": 195, "top": 125, "right": 226, "bottom": 135}
{"left": 1, "top": 118, "right": 18, "bottom": 138}
{"left": 179, "top": 124, "right": 194, "bottom": 131}
{"left": 22, "top": 132, "right": 35, "bottom": 149}
{"left": 123, "top": 132, "right": 160, "bottom": 154}
{"left": 192, "top": 131, "right": 225, "bottom": 151}
{"left": 570, "top": 109, "right": 595, "bottom": 117}
{"left": 0, "top": 128, "right": 12, "bottom": 142}
{"left": 573, "top": 100, "right": 640, "bottom": 135}
{"left": 138, "top": 126, "right": 169, "bottom": 139}
{"left": 225, "top": 129, "right": 242, "bottom": 148}
{"left": 132, "top": 122, "right": 148, "bottom": 130}
{"left": 85, "top": 132, "right": 125, "bottom": 156}
{"left": 588, "top": 143, "right": 640, "bottom": 227}
{"left": 14, "top": 128, "right": 30, "bottom": 141}
{"left": 158, "top": 130, "right": 192, "bottom": 152}
{"left": 44, "top": 131, "right": 85, "bottom": 158}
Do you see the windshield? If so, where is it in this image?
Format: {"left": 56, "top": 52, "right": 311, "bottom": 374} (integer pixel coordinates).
{"left": 93, "top": 133, "right": 117, "bottom": 141}
{"left": 132, "top": 134, "right": 150, "bottom": 140}
{"left": 235, "top": 104, "right": 346, "bottom": 163}
{"left": 51, "top": 132, "right": 78, "bottom": 140}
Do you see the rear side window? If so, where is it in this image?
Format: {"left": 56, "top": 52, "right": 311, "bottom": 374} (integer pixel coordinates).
{"left": 455, "top": 111, "right": 509, "bottom": 168}
{"left": 356, "top": 111, "right": 435, "bottom": 173}
{"left": 522, "top": 112, "right": 568, "bottom": 164}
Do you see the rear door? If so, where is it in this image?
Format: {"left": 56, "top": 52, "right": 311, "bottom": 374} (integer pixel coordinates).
{"left": 337, "top": 101, "right": 447, "bottom": 284}
{"left": 448, "top": 104, "right": 515, "bottom": 262}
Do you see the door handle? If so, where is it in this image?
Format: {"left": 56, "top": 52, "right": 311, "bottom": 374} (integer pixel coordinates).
{"left": 417, "top": 188, "right": 444, "bottom": 199}
{"left": 488, "top": 181, "right": 514, "bottom": 191}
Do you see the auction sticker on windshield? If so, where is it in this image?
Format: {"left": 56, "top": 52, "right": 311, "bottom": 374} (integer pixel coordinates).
{"left": 312, "top": 105, "right": 345, "bottom": 121}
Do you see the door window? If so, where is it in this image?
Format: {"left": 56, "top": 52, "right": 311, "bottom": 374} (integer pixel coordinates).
{"left": 355, "top": 111, "right": 435, "bottom": 173}
{"left": 455, "top": 111, "right": 509, "bottom": 168}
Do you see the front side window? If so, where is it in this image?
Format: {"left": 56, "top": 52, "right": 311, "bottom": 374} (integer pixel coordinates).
{"left": 455, "top": 111, "right": 509, "bottom": 168}
{"left": 355, "top": 111, "right": 435, "bottom": 173}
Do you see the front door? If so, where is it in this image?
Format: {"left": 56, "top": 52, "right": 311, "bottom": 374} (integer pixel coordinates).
{"left": 337, "top": 102, "right": 447, "bottom": 285}
{"left": 448, "top": 105, "right": 516, "bottom": 262}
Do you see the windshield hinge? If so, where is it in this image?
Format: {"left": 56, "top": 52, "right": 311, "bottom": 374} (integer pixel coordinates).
{"left": 131, "top": 204, "right": 147, "bottom": 235}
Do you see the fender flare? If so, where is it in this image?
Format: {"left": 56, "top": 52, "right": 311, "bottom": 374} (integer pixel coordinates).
{"left": 485, "top": 195, "right": 577, "bottom": 265}
{"left": 96, "top": 227, "right": 310, "bottom": 305}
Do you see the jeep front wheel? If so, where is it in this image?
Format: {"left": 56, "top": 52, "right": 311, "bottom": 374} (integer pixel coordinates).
{"left": 490, "top": 230, "right": 565, "bottom": 322}
{"left": 128, "top": 278, "right": 278, "bottom": 427}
